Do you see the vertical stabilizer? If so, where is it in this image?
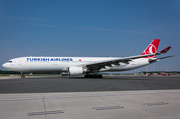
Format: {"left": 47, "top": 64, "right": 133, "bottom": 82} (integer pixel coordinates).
{"left": 141, "top": 39, "right": 160, "bottom": 58}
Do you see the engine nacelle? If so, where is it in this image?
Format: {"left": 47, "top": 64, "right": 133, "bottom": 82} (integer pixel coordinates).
{"left": 68, "top": 67, "right": 84, "bottom": 76}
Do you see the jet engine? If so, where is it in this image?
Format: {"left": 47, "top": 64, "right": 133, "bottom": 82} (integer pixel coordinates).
{"left": 68, "top": 67, "right": 87, "bottom": 76}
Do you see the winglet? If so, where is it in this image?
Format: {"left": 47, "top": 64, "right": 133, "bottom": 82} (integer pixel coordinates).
{"left": 159, "top": 46, "right": 171, "bottom": 53}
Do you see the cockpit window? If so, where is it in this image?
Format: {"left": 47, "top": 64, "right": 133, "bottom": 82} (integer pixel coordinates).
{"left": 8, "top": 61, "right": 12, "bottom": 63}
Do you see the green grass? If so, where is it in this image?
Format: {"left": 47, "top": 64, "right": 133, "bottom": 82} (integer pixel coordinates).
{"left": 0, "top": 74, "right": 60, "bottom": 77}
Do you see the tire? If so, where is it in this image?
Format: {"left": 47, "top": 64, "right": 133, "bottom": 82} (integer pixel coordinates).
{"left": 98, "top": 75, "right": 103, "bottom": 78}
{"left": 84, "top": 75, "right": 89, "bottom": 78}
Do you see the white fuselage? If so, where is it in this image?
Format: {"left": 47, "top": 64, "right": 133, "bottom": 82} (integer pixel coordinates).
{"left": 2, "top": 57, "right": 151, "bottom": 73}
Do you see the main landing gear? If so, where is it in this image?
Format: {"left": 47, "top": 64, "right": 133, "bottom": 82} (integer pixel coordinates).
{"left": 84, "top": 74, "right": 103, "bottom": 78}
{"left": 21, "top": 72, "right": 25, "bottom": 78}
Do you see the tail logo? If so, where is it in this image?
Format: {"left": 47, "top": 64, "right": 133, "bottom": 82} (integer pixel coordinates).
{"left": 143, "top": 44, "right": 157, "bottom": 55}
{"left": 141, "top": 39, "right": 160, "bottom": 58}
{"left": 147, "top": 44, "right": 157, "bottom": 54}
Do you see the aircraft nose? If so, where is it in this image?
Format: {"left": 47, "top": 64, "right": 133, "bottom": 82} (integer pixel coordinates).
{"left": 2, "top": 62, "right": 14, "bottom": 70}
{"left": 2, "top": 63, "right": 8, "bottom": 69}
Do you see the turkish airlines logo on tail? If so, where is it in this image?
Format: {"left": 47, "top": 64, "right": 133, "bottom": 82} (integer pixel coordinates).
{"left": 141, "top": 39, "right": 160, "bottom": 58}
{"left": 144, "top": 44, "right": 157, "bottom": 54}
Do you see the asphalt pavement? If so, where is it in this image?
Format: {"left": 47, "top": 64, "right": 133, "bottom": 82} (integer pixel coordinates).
{"left": 0, "top": 75, "right": 180, "bottom": 93}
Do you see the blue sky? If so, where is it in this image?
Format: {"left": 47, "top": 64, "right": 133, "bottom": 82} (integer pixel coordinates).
{"left": 0, "top": 0, "right": 180, "bottom": 72}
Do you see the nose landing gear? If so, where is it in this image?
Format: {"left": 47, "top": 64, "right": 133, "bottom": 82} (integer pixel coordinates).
{"left": 21, "top": 72, "right": 25, "bottom": 78}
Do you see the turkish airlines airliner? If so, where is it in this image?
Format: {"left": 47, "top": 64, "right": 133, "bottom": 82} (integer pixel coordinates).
{"left": 2, "top": 39, "right": 174, "bottom": 78}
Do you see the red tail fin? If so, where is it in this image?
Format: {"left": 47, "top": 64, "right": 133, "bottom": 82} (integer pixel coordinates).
{"left": 141, "top": 39, "right": 160, "bottom": 58}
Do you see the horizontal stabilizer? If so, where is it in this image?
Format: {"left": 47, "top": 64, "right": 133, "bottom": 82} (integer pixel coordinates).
{"left": 148, "top": 55, "right": 175, "bottom": 63}
{"left": 158, "top": 55, "right": 175, "bottom": 60}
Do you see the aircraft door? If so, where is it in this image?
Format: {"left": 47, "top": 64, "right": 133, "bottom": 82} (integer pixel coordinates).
{"left": 17, "top": 59, "right": 22, "bottom": 66}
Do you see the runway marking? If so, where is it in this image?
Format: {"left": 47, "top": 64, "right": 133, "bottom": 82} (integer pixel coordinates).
{"left": 143, "top": 102, "right": 168, "bottom": 106}
{"left": 0, "top": 90, "right": 180, "bottom": 101}
{"left": 27, "top": 110, "right": 64, "bottom": 116}
{"left": 92, "top": 106, "right": 123, "bottom": 110}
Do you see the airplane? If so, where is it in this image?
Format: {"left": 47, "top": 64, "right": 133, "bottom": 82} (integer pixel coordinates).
{"left": 2, "top": 39, "right": 174, "bottom": 78}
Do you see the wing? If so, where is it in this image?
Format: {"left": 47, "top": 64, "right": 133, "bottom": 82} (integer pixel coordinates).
{"left": 80, "top": 53, "right": 158, "bottom": 69}
{"left": 80, "top": 46, "right": 172, "bottom": 69}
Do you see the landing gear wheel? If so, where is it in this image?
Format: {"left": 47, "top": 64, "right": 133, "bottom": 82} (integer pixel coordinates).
{"left": 84, "top": 74, "right": 103, "bottom": 78}
{"left": 84, "top": 75, "right": 89, "bottom": 78}
{"left": 98, "top": 74, "right": 103, "bottom": 78}
{"left": 21, "top": 72, "right": 25, "bottom": 78}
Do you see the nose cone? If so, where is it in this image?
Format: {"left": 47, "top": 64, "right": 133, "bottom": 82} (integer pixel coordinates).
{"left": 2, "top": 63, "right": 6, "bottom": 68}
{"left": 2, "top": 63, "right": 9, "bottom": 69}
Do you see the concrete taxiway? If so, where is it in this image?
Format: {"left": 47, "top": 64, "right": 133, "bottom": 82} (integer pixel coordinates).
{"left": 0, "top": 75, "right": 180, "bottom": 119}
